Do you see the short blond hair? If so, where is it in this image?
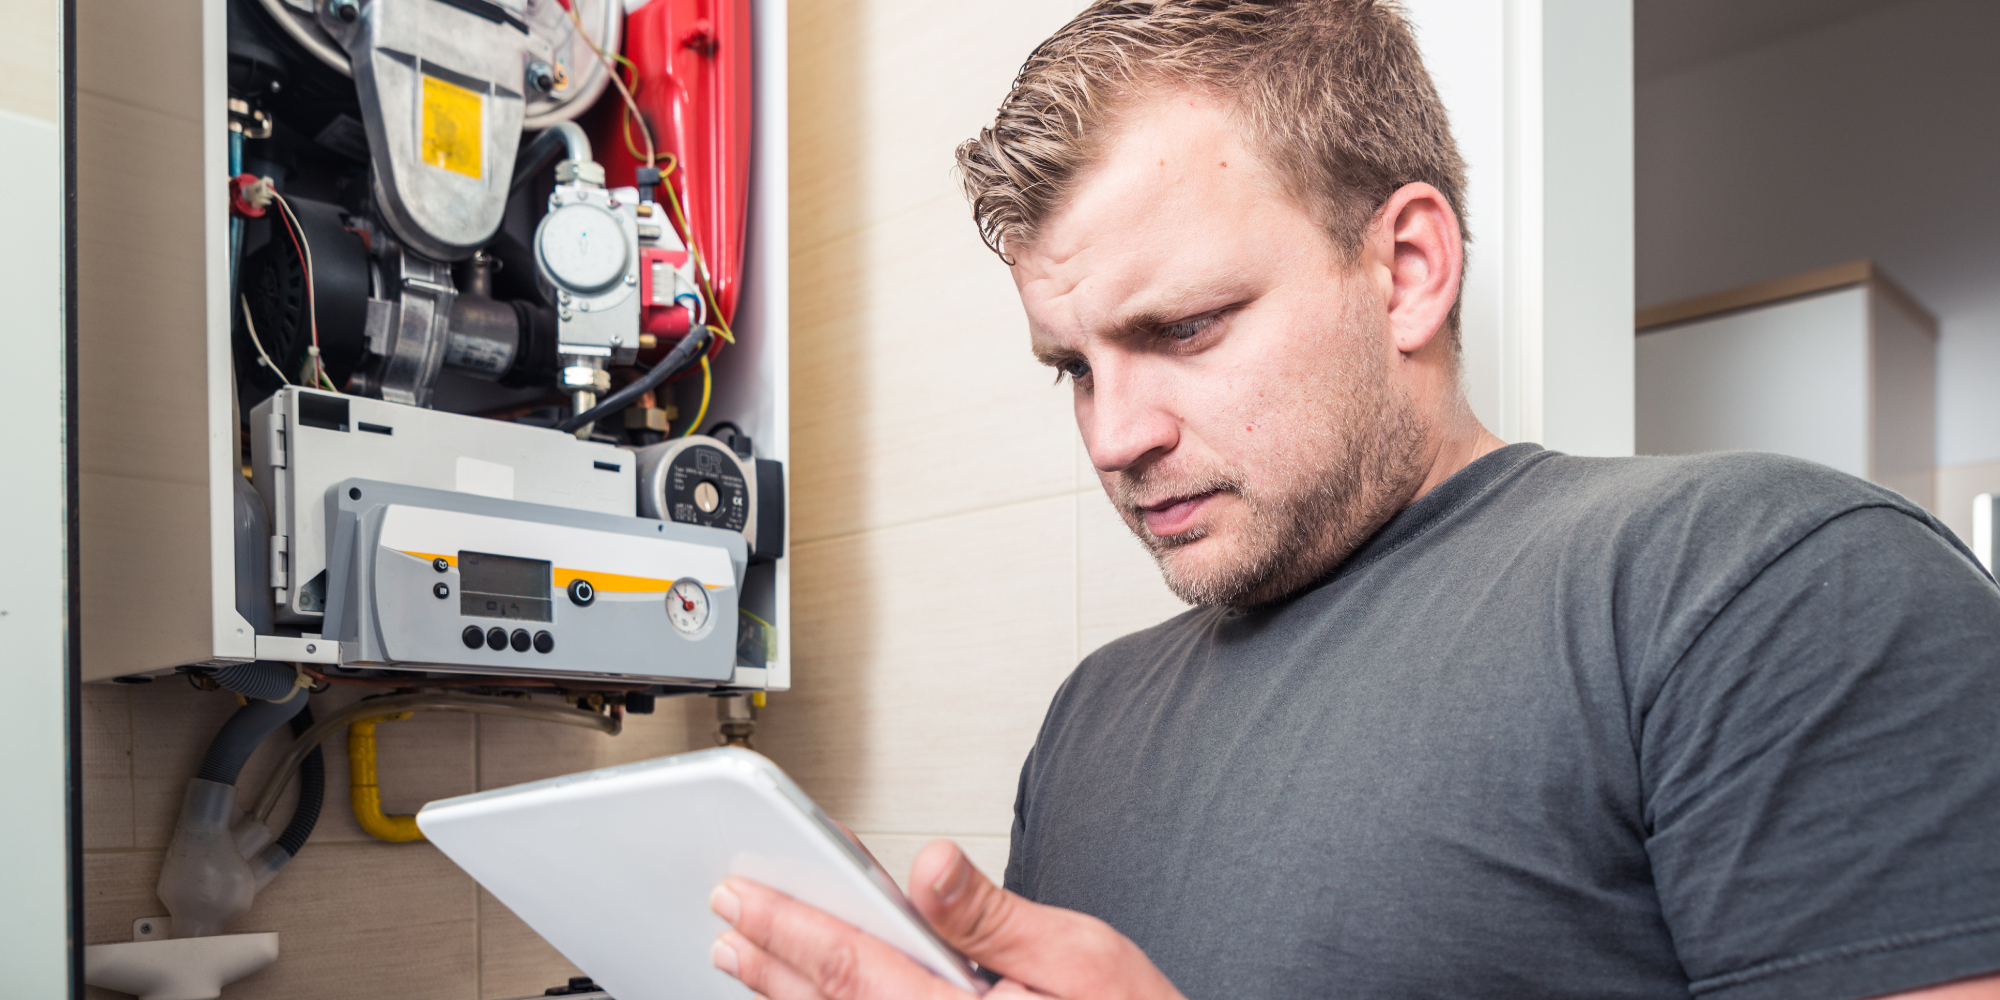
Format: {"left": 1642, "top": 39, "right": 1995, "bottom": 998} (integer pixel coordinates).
{"left": 956, "top": 0, "right": 1468, "bottom": 331}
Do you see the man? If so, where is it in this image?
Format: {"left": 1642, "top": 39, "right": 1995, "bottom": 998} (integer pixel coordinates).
{"left": 708, "top": 2, "right": 2000, "bottom": 998}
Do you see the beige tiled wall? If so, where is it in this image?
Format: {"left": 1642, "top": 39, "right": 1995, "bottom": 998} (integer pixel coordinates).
{"left": 81, "top": 1, "right": 1189, "bottom": 997}
{"left": 761, "top": 0, "right": 1189, "bottom": 894}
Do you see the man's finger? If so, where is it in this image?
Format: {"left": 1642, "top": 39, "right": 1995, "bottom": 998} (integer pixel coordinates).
{"left": 713, "top": 877, "right": 975, "bottom": 1000}
{"left": 908, "top": 840, "right": 1183, "bottom": 999}
{"left": 712, "top": 928, "right": 834, "bottom": 1000}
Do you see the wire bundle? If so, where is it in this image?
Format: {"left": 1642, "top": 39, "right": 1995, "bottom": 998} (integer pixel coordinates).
{"left": 241, "top": 189, "right": 341, "bottom": 394}
{"left": 563, "top": 0, "right": 734, "bottom": 437}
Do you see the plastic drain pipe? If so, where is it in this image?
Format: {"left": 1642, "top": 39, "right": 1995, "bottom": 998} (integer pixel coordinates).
{"left": 156, "top": 690, "right": 321, "bottom": 939}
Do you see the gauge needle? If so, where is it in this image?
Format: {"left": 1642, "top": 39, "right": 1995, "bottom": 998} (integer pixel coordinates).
{"left": 679, "top": 592, "right": 696, "bottom": 611}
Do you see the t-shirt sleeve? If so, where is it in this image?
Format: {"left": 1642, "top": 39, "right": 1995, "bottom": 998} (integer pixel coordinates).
{"left": 1640, "top": 505, "right": 2000, "bottom": 1000}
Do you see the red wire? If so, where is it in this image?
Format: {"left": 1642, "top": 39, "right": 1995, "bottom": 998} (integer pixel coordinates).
{"left": 272, "top": 193, "right": 324, "bottom": 388}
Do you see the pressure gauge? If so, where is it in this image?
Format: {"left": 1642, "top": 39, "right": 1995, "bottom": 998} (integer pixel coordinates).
{"left": 536, "top": 202, "right": 630, "bottom": 294}
{"left": 666, "top": 578, "right": 713, "bottom": 638}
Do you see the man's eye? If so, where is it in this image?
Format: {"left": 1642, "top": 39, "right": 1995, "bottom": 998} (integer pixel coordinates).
{"left": 1159, "top": 315, "right": 1218, "bottom": 341}
{"left": 1056, "top": 358, "right": 1092, "bottom": 384}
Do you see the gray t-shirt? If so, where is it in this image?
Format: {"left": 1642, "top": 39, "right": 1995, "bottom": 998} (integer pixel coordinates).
{"left": 1006, "top": 445, "right": 2000, "bottom": 1000}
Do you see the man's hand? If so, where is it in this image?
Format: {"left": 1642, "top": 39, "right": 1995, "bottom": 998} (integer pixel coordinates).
{"left": 708, "top": 838, "right": 1186, "bottom": 1000}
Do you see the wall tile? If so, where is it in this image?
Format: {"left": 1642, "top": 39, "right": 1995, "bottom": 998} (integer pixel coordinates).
{"left": 478, "top": 888, "right": 585, "bottom": 1000}
{"left": 82, "top": 850, "right": 165, "bottom": 946}
{"left": 76, "top": 0, "right": 202, "bottom": 123}
{"left": 75, "top": 93, "right": 208, "bottom": 484}
{"left": 82, "top": 683, "right": 133, "bottom": 850}
{"left": 477, "top": 696, "right": 702, "bottom": 791}
{"left": 853, "top": 833, "right": 1011, "bottom": 894}
{"left": 222, "top": 842, "right": 478, "bottom": 1000}
{"left": 758, "top": 495, "right": 1077, "bottom": 837}
{"left": 0, "top": 0, "right": 59, "bottom": 122}
{"left": 789, "top": 0, "right": 1083, "bottom": 257}
{"left": 790, "top": 199, "right": 1075, "bottom": 543}
{"left": 1076, "top": 491, "right": 1191, "bottom": 658}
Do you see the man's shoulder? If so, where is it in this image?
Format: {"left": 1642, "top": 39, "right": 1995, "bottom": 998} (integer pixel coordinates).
{"left": 1526, "top": 449, "right": 1914, "bottom": 515}
{"left": 1504, "top": 449, "right": 1941, "bottom": 554}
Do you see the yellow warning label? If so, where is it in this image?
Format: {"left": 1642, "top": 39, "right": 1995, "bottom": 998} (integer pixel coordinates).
{"left": 420, "top": 75, "right": 483, "bottom": 179}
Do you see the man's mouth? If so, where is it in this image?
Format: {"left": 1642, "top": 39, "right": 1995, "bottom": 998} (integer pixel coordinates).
{"left": 1138, "top": 490, "right": 1222, "bottom": 538}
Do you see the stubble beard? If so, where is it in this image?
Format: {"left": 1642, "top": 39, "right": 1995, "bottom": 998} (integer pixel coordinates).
{"left": 1112, "top": 310, "right": 1431, "bottom": 609}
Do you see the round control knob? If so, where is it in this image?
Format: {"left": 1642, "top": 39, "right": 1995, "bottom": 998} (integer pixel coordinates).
{"left": 510, "top": 629, "right": 531, "bottom": 652}
{"left": 433, "top": 582, "right": 450, "bottom": 599}
{"left": 485, "top": 627, "right": 508, "bottom": 651}
{"left": 567, "top": 578, "right": 595, "bottom": 606}
{"left": 461, "top": 625, "right": 484, "bottom": 649}
{"left": 694, "top": 480, "right": 721, "bottom": 513}
{"left": 432, "top": 557, "right": 450, "bottom": 573}
{"left": 533, "top": 631, "right": 554, "bottom": 654}
{"left": 536, "top": 203, "right": 629, "bottom": 294}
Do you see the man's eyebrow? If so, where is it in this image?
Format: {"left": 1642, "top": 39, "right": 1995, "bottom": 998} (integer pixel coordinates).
{"left": 1031, "top": 342, "right": 1080, "bottom": 367}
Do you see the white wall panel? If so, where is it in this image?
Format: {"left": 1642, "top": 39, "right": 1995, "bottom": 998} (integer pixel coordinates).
{"left": 0, "top": 99, "right": 71, "bottom": 1000}
{"left": 1637, "top": 287, "right": 1870, "bottom": 476}
{"left": 1406, "top": 0, "right": 1634, "bottom": 457}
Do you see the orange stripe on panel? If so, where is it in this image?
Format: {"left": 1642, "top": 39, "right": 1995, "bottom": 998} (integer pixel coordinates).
{"left": 397, "top": 550, "right": 717, "bottom": 592}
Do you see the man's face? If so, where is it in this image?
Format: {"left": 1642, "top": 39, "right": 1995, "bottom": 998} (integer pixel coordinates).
{"left": 1011, "top": 94, "right": 1431, "bottom": 607}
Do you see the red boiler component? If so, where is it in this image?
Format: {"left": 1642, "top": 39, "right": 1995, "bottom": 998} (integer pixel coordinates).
{"left": 594, "top": 0, "right": 754, "bottom": 344}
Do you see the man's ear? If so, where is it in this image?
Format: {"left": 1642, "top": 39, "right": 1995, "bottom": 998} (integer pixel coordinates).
{"left": 1373, "top": 182, "right": 1463, "bottom": 356}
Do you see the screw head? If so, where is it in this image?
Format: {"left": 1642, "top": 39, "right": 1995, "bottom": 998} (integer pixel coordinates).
{"left": 526, "top": 61, "right": 556, "bottom": 94}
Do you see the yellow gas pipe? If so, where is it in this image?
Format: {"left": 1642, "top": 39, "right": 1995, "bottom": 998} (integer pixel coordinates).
{"left": 348, "top": 712, "right": 425, "bottom": 842}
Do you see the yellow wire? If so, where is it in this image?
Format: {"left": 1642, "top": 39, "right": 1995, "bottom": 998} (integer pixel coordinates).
{"left": 566, "top": 0, "right": 654, "bottom": 166}
{"left": 612, "top": 54, "right": 649, "bottom": 164}
{"left": 682, "top": 354, "right": 711, "bottom": 437}
{"left": 657, "top": 164, "right": 735, "bottom": 345}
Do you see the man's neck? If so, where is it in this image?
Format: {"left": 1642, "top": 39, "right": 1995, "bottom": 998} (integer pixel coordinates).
{"left": 1411, "top": 406, "right": 1509, "bottom": 504}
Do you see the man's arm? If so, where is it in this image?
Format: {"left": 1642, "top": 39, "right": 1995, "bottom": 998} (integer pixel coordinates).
{"left": 709, "top": 838, "right": 1184, "bottom": 1000}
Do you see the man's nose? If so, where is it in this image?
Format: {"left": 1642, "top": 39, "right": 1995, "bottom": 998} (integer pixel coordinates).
{"left": 1082, "top": 362, "right": 1180, "bottom": 475}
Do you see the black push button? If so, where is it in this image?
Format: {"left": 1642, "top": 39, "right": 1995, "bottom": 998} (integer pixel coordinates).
{"left": 533, "top": 630, "right": 554, "bottom": 653}
{"left": 567, "top": 578, "right": 595, "bottom": 606}
{"left": 510, "top": 629, "right": 531, "bottom": 652}
{"left": 461, "top": 625, "right": 484, "bottom": 649}
{"left": 433, "top": 582, "right": 450, "bottom": 599}
{"left": 486, "top": 627, "right": 507, "bottom": 650}
{"left": 433, "top": 557, "right": 450, "bottom": 572}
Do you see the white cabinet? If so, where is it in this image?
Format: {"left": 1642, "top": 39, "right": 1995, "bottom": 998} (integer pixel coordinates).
{"left": 1636, "top": 260, "right": 1937, "bottom": 509}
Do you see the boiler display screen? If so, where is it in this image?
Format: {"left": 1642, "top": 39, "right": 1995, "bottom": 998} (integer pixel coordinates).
{"left": 459, "top": 550, "right": 553, "bottom": 622}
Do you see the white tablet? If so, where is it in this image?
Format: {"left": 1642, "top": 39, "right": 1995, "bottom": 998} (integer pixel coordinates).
{"left": 417, "top": 747, "right": 984, "bottom": 999}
